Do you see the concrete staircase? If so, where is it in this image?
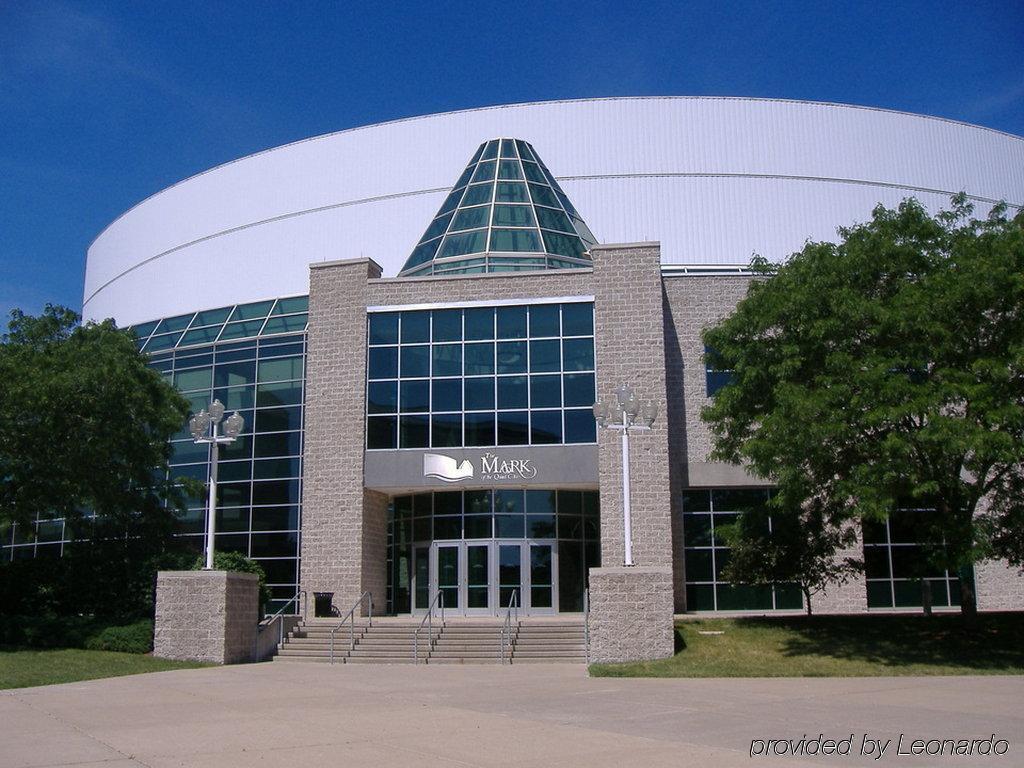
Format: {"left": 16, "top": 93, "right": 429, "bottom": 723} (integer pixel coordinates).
{"left": 273, "top": 616, "right": 587, "bottom": 664}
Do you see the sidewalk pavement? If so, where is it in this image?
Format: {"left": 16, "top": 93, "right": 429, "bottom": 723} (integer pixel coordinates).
{"left": 2, "top": 662, "right": 1022, "bottom": 767}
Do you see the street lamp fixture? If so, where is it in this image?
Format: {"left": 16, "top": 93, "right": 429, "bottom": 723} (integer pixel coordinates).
{"left": 189, "top": 399, "right": 245, "bottom": 570}
{"left": 593, "top": 385, "right": 659, "bottom": 566}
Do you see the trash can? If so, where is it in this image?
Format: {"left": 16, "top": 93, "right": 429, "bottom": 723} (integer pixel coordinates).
{"left": 314, "top": 592, "right": 334, "bottom": 617}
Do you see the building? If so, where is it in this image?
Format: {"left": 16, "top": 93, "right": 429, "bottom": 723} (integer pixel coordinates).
{"left": 9, "top": 97, "right": 1024, "bottom": 660}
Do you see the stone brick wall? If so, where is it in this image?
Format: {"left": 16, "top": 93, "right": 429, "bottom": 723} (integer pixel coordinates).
{"left": 662, "top": 274, "right": 762, "bottom": 479}
{"left": 588, "top": 567, "right": 675, "bottom": 663}
{"left": 663, "top": 283, "right": 689, "bottom": 610}
{"left": 367, "top": 268, "right": 593, "bottom": 306}
{"left": 301, "top": 258, "right": 382, "bottom": 617}
{"left": 973, "top": 496, "right": 1024, "bottom": 611}
{"left": 591, "top": 244, "right": 673, "bottom": 569}
{"left": 808, "top": 525, "right": 868, "bottom": 614}
{"left": 975, "top": 559, "right": 1024, "bottom": 611}
{"left": 153, "top": 570, "right": 258, "bottom": 664}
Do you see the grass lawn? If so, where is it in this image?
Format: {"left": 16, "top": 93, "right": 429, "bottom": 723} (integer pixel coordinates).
{"left": 590, "top": 613, "right": 1024, "bottom": 677}
{"left": 0, "top": 647, "right": 209, "bottom": 690}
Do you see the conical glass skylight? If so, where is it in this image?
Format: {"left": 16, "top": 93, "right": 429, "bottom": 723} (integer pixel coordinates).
{"left": 399, "top": 138, "right": 598, "bottom": 277}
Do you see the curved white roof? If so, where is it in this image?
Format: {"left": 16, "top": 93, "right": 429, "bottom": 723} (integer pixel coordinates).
{"left": 84, "top": 96, "right": 1024, "bottom": 325}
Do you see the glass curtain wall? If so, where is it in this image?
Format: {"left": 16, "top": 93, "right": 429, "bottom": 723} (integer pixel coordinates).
{"left": 366, "top": 302, "right": 597, "bottom": 450}
{"left": 863, "top": 507, "right": 963, "bottom": 608}
{"left": 0, "top": 298, "right": 309, "bottom": 602}
{"left": 152, "top": 335, "right": 305, "bottom": 611}
{"left": 681, "top": 488, "right": 804, "bottom": 611}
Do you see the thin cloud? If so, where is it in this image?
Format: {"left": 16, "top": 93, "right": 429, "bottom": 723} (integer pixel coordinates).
{"left": 0, "top": 2, "right": 200, "bottom": 111}
{"left": 965, "top": 79, "right": 1024, "bottom": 122}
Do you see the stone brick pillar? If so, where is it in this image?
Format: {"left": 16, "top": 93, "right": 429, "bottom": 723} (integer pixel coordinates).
{"left": 153, "top": 570, "right": 259, "bottom": 664}
{"left": 301, "top": 258, "right": 385, "bottom": 618}
{"left": 588, "top": 567, "right": 675, "bottom": 663}
{"left": 361, "top": 489, "right": 390, "bottom": 615}
{"left": 587, "top": 243, "right": 675, "bottom": 662}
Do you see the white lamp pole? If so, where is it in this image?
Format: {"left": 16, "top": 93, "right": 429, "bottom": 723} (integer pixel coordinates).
{"left": 593, "top": 385, "right": 658, "bottom": 567}
{"left": 189, "top": 400, "right": 245, "bottom": 570}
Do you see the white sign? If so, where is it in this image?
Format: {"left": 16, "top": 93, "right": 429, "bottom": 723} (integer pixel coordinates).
{"left": 421, "top": 451, "right": 538, "bottom": 483}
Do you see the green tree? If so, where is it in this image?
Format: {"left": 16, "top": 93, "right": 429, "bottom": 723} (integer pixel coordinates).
{"left": 718, "top": 501, "right": 862, "bottom": 615}
{"left": 702, "top": 196, "right": 1024, "bottom": 616}
{"left": 0, "top": 305, "right": 191, "bottom": 534}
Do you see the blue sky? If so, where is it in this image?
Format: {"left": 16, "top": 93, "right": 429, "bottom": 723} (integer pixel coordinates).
{"left": 2, "top": 1, "right": 1022, "bottom": 323}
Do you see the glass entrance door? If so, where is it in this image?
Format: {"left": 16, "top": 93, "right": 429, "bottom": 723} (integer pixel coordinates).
{"left": 424, "top": 540, "right": 557, "bottom": 616}
{"left": 529, "top": 543, "right": 555, "bottom": 614}
{"left": 436, "top": 543, "right": 460, "bottom": 611}
{"left": 498, "top": 543, "right": 522, "bottom": 613}
{"left": 466, "top": 543, "right": 491, "bottom": 614}
{"left": 412, "top": 545, "right": 430, "bottom": 612}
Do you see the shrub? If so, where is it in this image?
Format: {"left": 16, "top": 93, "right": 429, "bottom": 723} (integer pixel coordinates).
{"left": 0, "top": 615, "right": 152, "bottom": 653}
{"left": 84, "top": 619, "right": 154, "bottom": 653}
{"left": 0, "top": 614, "right": 100, "bottom": 648}
{"left": 0, "top": 541, "right": 194, "bottom": 621}
{"left": 192, "top": 551, "right": 271, "bottom": 609}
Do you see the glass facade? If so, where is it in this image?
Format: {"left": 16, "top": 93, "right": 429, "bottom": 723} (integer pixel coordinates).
{"left": 681, "top": 488, "right": 804, "bottom": 611}
{"left": 0, "top": 514, "right": 72, "bottom": 561}
{"left": 130, "top": 296, "right": 309, "bottom": 353}
{"left": 3, "top": 289, "right": 985, "bottom": 619}
{"left": 152, "top": 332, "right": 306, "bottom": 611}
{"left": 863, "top": 507, "right": 963, "bottom": 608}
{"left": 399, "top": 138, "right": 598, "bottom": 276}
{"left": 366, "top": 302, "right": 597, "bottom": 449}
{"left": 386, "top": 489, "right": 600, "bottom": 614}
{"left": 1, "top": 302, "right": 309, "bottom": 612}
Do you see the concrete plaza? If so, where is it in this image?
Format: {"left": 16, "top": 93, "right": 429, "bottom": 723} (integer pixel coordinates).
{"left": 1, "top": 663, "right": 1022, "bottom": 767}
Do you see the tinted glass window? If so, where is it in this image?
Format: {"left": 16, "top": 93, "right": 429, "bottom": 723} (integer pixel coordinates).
{"left": 400, "top": 346, "right": 430, "bottom": 378}
{"left": 495, "top": 182, "right": 528, "bottom": 202}
{"left": 561, "top": 303, "right": 593, "bottom": 336}
{"left": 529, "top": 305, "right": 560, "bottom": 337}
{"left": 490, "top": 229, "right": 541, "bottom": 252}
{"left": 432, "top": 379, "right": 461, "bottom": 412}
{"left": 496, "top": 306, "right": 527, "bottom": 338}
{"left": 432, "top": 310, "right": 462, "bottom": 341}
{"left": 368, "top": 348, "right": 398, "bottom": 380}
{"left": 464, "top": 308, "right": 494, "bottom": 340}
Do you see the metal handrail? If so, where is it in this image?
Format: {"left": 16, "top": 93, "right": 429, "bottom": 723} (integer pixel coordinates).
{"left": 414, "top": 590, "right": 444, "bottom": 663}
{"left": 329, "top": 591, "right": 373, "bottom": 665}
{"left": 583, "top": 587, "right": 590, "bottom": 664}
{"left": 258, "top": 590, "right": 307, "bottom": 646}
{"left": 499, "top": 589, "right": 519, "bottom": 664}
{"left": 261, "top": 589, "right": 307, "bottom": 621}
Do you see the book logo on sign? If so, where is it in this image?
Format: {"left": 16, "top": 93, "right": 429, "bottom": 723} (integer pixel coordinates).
{"left": 423, "top": 453, "right": 474, "bottom": 482}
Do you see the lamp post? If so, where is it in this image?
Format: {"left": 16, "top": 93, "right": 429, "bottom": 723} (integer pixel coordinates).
{"left": 189, "top": 399, "right": 245, "bottom": 570}
{"left": 593, "top": 385, "right": 658, "bottom": 566}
